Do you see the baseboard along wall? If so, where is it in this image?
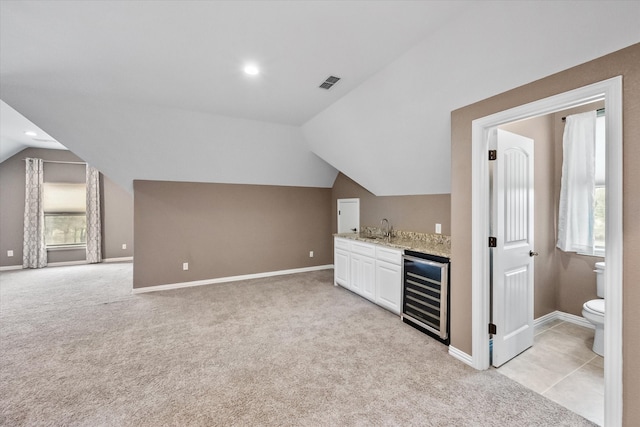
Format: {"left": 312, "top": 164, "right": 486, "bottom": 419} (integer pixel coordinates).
{"left": 0, "top": 257, "right": 134, "bottom": 271}
{"left": 448, "top": 310, "right": 593, "bottom": 368}
{"left": 132, "top": 264, "right": 335, "bottom": 294}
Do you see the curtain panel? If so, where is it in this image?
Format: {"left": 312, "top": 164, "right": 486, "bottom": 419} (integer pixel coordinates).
{"left": 557, "top": 111, "right": 597, "bottom": 253}
{"left": 23, "top": 158, "right": 47, "bottom": 268}
{"left": 86, "top": 165, "right": 102, "bottom": 264}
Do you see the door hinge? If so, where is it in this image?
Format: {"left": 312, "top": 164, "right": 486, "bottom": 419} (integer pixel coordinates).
{"left": 488, "top": 236, "right": 497, "bottom": 247}
{"left": 489, "top": 323, "right": 497, "bottom": 335}
{"left": 488, "top": 150, "right": 497, "bottom": 161}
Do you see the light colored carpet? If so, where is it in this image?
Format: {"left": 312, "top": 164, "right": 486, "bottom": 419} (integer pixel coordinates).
{"left": 0, "top": 263, "right": 595, "bottom": 426}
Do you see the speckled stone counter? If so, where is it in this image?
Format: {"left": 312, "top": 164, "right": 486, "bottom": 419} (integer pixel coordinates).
{"left": 334, "top": 229, "right": 451, "bottom": 259}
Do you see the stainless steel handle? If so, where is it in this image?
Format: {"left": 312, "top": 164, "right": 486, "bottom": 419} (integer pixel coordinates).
{"left": 529, "top": 250, "right": 539, "bottom": 257}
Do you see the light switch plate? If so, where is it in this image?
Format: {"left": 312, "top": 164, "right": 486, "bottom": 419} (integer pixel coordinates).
{"left": 7, "top": 250, "right": 14, "bottom": 257}
{"left": 435, "top": 223, "right": 442, "bottom": 234}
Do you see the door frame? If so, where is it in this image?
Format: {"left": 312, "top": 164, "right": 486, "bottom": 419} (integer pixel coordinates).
{"left": 470, "top": 76, "right": 623, "bottom": 425}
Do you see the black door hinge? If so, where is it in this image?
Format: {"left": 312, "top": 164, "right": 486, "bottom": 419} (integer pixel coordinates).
{"left": 488, "top": 237, "right": 497, "bottom": 247}
{"left": 488, "top": 150, "right": 497, "bottom": 161}
{"left": 489, "top": 323, "right": 497, "bottom": 335}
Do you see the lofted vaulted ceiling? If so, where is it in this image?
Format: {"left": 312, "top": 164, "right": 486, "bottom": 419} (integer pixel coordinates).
{"left": 1, "top": 1, "right": 639, "bottom": 194}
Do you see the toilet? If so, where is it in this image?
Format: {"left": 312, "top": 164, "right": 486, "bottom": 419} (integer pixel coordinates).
{"left": 582, "top": 261, "right": 605, "bottom": 357}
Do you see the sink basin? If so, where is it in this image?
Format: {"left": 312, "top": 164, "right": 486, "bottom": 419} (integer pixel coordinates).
{"left": 359, "top": 234, "right": 386, "bottom": 240}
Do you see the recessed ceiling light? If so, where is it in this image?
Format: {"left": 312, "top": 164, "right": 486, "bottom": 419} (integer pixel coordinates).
{"left": 243, "top": 64, "right": 260, "bottom": 76}
{"left": 24, "top": 131, "right": 37, "bottom": 137}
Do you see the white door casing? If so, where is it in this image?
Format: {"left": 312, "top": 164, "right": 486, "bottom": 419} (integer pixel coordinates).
{"left": 337, "top": 198, "right": 360, "bottom": 233}
{"left": 467, "top": 77, "right": 623, "bottom": 426}
{"left": 491, "top": 129, "right": 535, "bottom": 367}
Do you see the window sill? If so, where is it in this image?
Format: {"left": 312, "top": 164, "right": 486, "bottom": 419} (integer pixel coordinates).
{"left": 577, "top": 249, "right": 605, "bottom": 258}
{"left": 47, "top": 245, "right": 86, "bottom": 252}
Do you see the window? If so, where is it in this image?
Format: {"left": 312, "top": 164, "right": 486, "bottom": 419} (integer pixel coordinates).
{"left": 593, "top": 114, "right": 606, "bottom": 253}
{"left": 43, "top": 183, "right": 87, "bottom": 248}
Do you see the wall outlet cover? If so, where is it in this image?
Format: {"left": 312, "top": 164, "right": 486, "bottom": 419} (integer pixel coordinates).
{"left": 309, "top": 251, "right": 314, "bottom": 258}
{"left": 122, "top": 244, "right": 127, "bottom": 250}
{"left": 435, "top": 223, "right": 442, "bottom": 234}
{"left": 182, "top": 262, "right": 189, "bottom": 271}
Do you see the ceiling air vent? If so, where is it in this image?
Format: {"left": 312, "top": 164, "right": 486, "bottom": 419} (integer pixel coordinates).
{"left": 319, "top": 75, "right": 341, "bottom": 90}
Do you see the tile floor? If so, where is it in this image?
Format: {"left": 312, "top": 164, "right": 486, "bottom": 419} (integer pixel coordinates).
{"left": 496, "top": 320, "right": 604, "bottom": 426}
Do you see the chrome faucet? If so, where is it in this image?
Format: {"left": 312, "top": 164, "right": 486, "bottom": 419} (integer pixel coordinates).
{"left": 381, "top": 218, "right": 390, "bottom": 240}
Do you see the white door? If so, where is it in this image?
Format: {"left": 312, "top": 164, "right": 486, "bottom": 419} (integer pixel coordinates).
{"left": 337, "top": 198, "right": 359, "bottom": 233}
{"left": 492, "top": 129, "right": 535, "bottom": 367}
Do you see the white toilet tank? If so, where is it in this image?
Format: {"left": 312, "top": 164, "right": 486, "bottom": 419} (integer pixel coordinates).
{"left": 595, "top": 261, "right": 606, "bottom": 298}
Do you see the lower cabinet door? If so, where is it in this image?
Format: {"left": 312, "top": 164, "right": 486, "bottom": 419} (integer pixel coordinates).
{"left": 350, "top": 254, "right": 375, "bottom": 300}
{"left": 334, "top": 248, "right": 350, "bottom": 287}
{"left": 375, "top": 260, "right": 402, "bottom": 314}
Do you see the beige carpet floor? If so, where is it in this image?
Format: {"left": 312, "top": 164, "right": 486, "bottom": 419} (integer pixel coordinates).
{"left": 0, "top": 263, "right": 595, "bottom": 426}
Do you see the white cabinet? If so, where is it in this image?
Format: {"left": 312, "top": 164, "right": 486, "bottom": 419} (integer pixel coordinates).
{"left": 351, "top": 252, "right": 375, "bottom": 301}
{"left": 334, "top": 238, "right": 350, "bottom": 287}
{"left": 334, "top": 237, "right": 401, "bottom": 314}
{"left": 375, "top": 260, "right": 402, "bottom": 314}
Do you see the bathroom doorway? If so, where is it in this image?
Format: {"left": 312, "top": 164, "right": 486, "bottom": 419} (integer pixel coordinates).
{"left": 489, "top": 102, "right": 606, "bottom": 424}
{"left": 470, "top": 77, "right": 623, "bottom": 425}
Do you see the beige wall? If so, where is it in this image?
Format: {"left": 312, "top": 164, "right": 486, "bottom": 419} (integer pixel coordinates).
{"left": 0, "top": 148, "right": 134, "bottom": 266}
{"left": 451, "top": 43, "right": 640, "bottom": 424}
{"left": 133, "top": 180, "right": 332, "bottom": 288}
{"left": 331, "top": 173, "right": 451, "bottom": 235}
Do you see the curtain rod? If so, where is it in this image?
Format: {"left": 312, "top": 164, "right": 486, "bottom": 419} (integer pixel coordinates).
{"left": 23, "top": 159, "right": 86, "bottom": 165}
{"left": 561, "top": 107, "right": 605, "bottom": 122}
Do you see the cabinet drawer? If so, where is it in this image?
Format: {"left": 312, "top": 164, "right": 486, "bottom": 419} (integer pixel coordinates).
{"left": 376, "top": 246, "right": 402, "bottom": 265}
{"left": 334, "top": 237, "right": 350, "bottom": 250}
{"left": 351, "top": 241, "right": 376, "bottom": 257}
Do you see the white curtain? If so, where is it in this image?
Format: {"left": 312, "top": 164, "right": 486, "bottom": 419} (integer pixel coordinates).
{"left": 557, "top": 111, "right": 597, "bottom": 253}
{"left": 23, "top": 158, "right": 47, "bottom": 268}
{"left": 86, "top": 165, "right": 102, "bottom": 264}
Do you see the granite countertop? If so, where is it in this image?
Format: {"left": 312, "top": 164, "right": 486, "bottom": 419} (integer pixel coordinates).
{"left": 334, "top": 229, "right": 451, "bottom": 259}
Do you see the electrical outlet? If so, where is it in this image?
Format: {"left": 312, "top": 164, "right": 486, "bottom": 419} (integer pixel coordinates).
{"left": 182, "top": 262, "right": 189, "bottom": 271}
{"left": 7, "top": 250, "right": 14, "bottom": 257}
{"left": 309, "top": 251, "right": 314, "bottom": 258}
{"left": 122, "top": 243, "right": 127, "bottom": 250}
{"left": 435, "top": 223, "right": 442, "bottom": 234}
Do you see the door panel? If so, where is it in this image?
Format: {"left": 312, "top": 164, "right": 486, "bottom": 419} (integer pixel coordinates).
{"left": 492, "top": 129, "right": 535, "bottom": 367}
{"left": 376, "top": 260, "right": 401, "bottom": 314}
{"left": 337, "top": 198, "right": 360, "bottom": 233}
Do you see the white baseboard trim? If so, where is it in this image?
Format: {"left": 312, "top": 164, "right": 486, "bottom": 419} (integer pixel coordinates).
{"left": 447, "top": 311, "right": 592, "bottom": 368}
{"left": 556, "top": 310, "right": 595, "bottom": 329}
{"left": 448, "top": 346, "right": 474, "bottom": 367}
{"left": 1, "top": 260, "right": 87, "bottom": 270}
{"left": 132, "top": 264, "right": 334, "bottom": 294}
{"left": 533, "top": 310, "right": 560, "bottom": 329}
{"left": 46, "top": 260, "right": 87, "bottom": 268}
{"left": 535, "top": 310, "right": 594, "bottom": 330}
{"left": 1, "top": 258, "right": 133, "bottom": 271}
{"left": 103, "top": 257, "right": 133, "bottom": 263}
